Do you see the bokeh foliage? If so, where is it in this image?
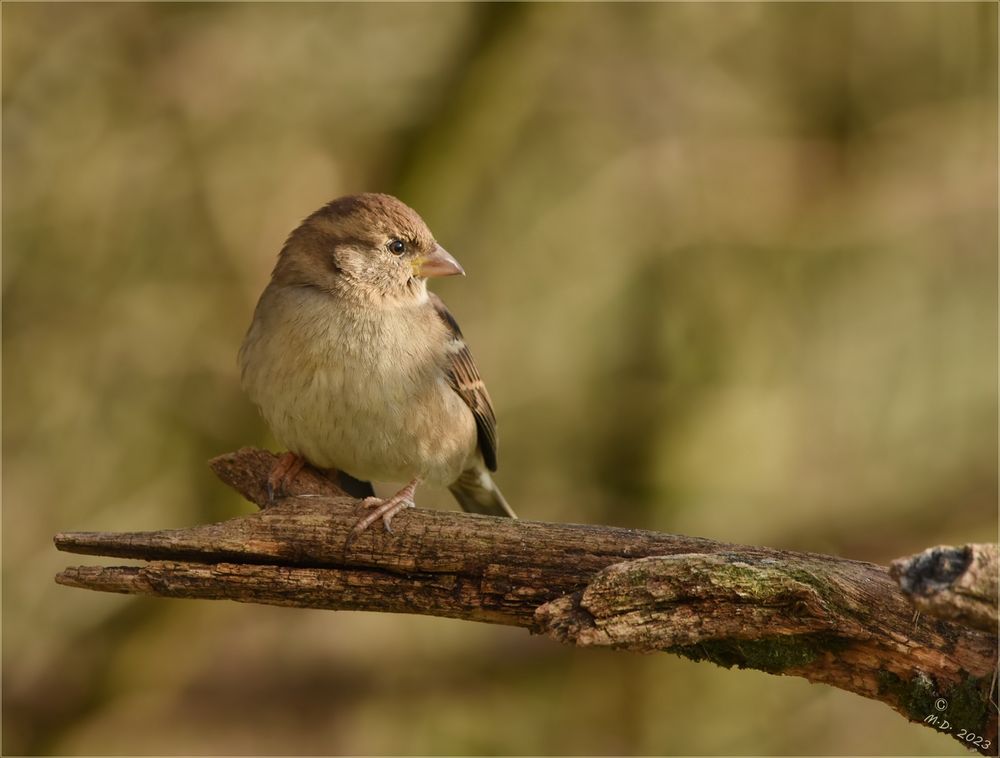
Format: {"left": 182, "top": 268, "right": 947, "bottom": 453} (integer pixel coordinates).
{"left": 3, "top": 3, "right": 996, "bottom": 754}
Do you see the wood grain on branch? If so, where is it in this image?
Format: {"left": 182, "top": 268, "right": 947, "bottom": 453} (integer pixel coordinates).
{"left": 55, "top": 448, "right": 998, "bottom": 754}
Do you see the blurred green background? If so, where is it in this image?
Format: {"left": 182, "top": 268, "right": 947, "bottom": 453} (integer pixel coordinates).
{"left": 3, "top": 2, "right": 997, "bottom": 755}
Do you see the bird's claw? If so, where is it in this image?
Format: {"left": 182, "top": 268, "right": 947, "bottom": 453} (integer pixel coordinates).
{"left": 350, "top": 495, "right": 414, "bottom": 537}
{"left": 382, "top": 498, "right": 415, "bottom": 533}
{"left": 344, "top": 478, "right": 421, "bottom": 547}
{"left": 266, "top": 452, "right": 306, "bottom": 503}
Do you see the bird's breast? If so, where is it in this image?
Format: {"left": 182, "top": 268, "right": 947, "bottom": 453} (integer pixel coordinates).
{"left": 239, "top": 286, "right": 476, "bottom": 485}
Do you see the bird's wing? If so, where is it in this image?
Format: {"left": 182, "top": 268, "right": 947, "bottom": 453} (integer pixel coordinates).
{"left": 428, "top": 292, "right": 498, "bottom": 471}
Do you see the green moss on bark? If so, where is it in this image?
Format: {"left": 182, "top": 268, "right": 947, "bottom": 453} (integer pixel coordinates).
{"left": 877, "top": 670, "right": 994, "bottom": 731}
{"left": 668, "top": 633, "right": 850, "bottom": 674}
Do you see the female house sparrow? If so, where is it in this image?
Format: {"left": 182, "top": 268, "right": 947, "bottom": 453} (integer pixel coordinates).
{"left": 238, "top": 194, "right": 516, "bottom": 535}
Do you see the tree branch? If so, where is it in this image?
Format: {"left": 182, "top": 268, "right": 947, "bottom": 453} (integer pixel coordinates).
{"left": 890, "top": 543, "right": 999, "bottom": 634}
{"left": 54, "top": 448, "right": 998, "bottom": 754}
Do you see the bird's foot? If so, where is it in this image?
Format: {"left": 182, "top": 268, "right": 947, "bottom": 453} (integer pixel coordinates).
{"left": 349, "top": 478, "right": 421, "bottom": 539}
{"left": 266, "top": 451, "right": 307, "bottom": 503}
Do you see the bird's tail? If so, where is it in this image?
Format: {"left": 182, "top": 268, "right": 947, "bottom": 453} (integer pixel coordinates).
{"left": 449, "top": 464, "right": 517, "bottom": 519}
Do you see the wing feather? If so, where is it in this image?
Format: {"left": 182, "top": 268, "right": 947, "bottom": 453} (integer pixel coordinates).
{"left": 428, "top": 293, "right": 498, "bottom": 471}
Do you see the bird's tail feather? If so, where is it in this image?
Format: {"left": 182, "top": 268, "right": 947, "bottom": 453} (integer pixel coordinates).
{"left": 449, "top": 465, "right": 517, "bottom": 519}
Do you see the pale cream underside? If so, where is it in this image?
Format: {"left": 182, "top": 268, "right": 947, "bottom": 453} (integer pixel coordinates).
{"left": 239, "top": 284, "right": 478, "bottom": 486}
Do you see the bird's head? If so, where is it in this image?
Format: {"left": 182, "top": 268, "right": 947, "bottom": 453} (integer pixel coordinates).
{"left": 271, "top": 193, "right": 464, "bottom": 305}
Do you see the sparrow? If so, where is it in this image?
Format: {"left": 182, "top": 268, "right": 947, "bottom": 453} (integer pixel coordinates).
{"left": 238, "top": 193, "right": 516, "bottom": 536}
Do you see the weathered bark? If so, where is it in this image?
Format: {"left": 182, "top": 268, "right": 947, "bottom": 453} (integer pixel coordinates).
{"left": 54, "top": 448, "right": 999, "bottom": 754}
{"left": 890, "top": 543, "right": 999, "bottom": 634}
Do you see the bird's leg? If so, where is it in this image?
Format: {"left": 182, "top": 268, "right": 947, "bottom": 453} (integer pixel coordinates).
{"left": 350, "top": 477, "right": 421, "bottom": 537}
{"left": 266, "top": 451, "right": 307, "bottom": 502}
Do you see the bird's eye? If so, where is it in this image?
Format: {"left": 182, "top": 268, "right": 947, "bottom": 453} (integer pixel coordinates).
{"left": 388, "top": 239, "right": 406, "bottom": 255}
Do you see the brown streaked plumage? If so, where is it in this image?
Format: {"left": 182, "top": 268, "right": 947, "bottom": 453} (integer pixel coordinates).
{"left": 429, "top": 292, "right": 498, "bottom": 472}
{"left": 239, "top": 193, "right": 516, "bottom": 536}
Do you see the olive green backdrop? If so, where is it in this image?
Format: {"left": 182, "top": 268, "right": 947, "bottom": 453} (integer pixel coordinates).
{"left": 4, "top": 2, "right": 997, "bottom": 754}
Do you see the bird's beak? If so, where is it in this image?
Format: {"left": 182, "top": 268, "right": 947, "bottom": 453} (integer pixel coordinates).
{"left": 417, "top": 244, "right": 465, "bottom": 278}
